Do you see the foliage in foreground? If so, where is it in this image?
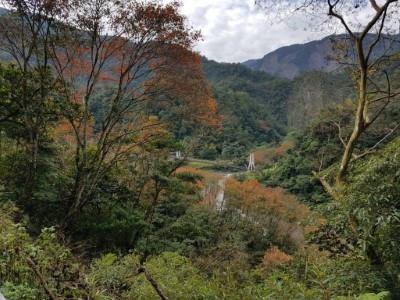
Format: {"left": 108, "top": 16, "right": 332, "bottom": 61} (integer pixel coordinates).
{"left": 0, "top": 205, "right": 395, "bottom": 300}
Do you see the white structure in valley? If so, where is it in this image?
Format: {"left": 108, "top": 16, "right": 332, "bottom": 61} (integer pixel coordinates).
{"left": 247, "top": 153, "right": 255, "bottom": 171}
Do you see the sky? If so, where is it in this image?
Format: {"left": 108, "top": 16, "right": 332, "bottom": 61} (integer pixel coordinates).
{"left": 179, "top": 0, "right": 327, "bottom": 63}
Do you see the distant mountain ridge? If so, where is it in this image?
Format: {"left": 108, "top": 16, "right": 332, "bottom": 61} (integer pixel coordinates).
{"left": 202, "top": 57, "right": 352, "bottom": 128}
{"left": 243, "top": 34, "right": 400, "bottom": 79}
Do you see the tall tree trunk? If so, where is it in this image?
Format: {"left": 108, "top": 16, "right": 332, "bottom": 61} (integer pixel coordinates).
{"left": 336, "top": 38, "right": 368, "bottom": 186}
{"left": 21, "top": 140, "right": 38, "bottom": 201}
{"left": 60, "top": 167, "right": 87, "bottom": 230}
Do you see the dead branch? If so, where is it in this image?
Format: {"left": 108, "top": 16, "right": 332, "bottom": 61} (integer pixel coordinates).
{"left": 137, "top": 265, "right": 168, "bottom": 300}
{"left": 26, "top": 257, "right": 59, "bottom": 300}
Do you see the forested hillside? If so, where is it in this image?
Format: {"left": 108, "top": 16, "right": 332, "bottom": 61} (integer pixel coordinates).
{"left": 199, "top": 58, "right": 354, "bottom": 159}
{"left": 1, "top": 1, "right": 400, "bottom": 300}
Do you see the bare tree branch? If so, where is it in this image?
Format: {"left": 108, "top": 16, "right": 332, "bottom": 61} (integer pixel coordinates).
{"left": 333, "top": 121, "right": 347, "bottom": 148}
{"left": 360, "top": 0, "right": 398, "bottom": 41}
{"left": 370, "top": 0, "right": 381, "bottom": 12}
{"left": 327, "top": 0, "right": 356, "bottom": 39}
{"left": 137, "top": 265, "right": 169, "bottom": 300}
{"left": 352, "top": 123, "right": 399, "bottom": 160}
{"left": 26, "top": 257, "right": 59, "bottom": 300}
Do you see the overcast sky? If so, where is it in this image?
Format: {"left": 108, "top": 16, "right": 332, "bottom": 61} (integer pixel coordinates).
{"left": 180, "top": 0, "right": 328, "bottom": 63}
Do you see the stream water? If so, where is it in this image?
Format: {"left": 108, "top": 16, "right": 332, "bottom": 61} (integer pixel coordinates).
{"left": 215, "top": 173, "right": 233, "bottom": 211}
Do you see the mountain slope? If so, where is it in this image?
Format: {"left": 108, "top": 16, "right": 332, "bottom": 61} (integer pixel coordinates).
{"left": 203, "top": 57, "right": 352, "bottom": 129}
{"left": 194, "top": 58, "right": 291, "bottom": 159}
{"left": 243, "top": 34, "right": 400, "bottom": 79}
{"left": 244, "top": 36, "right": 337, "bottom": 79}
{"left": 197, "top": 57, "right": 354, "bottom": 159}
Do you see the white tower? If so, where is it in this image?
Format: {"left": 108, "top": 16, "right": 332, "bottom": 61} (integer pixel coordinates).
{"left": 247, "top": 153, "right": 255, "bottom": 171}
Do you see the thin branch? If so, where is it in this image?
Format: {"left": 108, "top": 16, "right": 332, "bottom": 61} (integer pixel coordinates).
{"left": 370, "top": 91, "right": 400, "bottom": 104}
{"left": 370, "top": 0, "right": 381, "bottom": 11}
{"left": 26, "top": 257, "right": 58, "bottom": 300}
{"left": 137, "top": 265, "right": 168, "bottom": 300}
{"left": 365, "top": 7, "right": 387, "bottom": 64}
{"left": 352, "top": 123, "right": 399, "bottom": 160}
{"left": 366, "top": 85, "right": 394, "bottom": 129}
{"left": 360, "top": 0, "right": 397, "bottom": 41}
{"left": 332, "top": 121, "right": 347, "bottom": 148}
{"left": 327, "top": 0, "right": 356, "bottom": 39}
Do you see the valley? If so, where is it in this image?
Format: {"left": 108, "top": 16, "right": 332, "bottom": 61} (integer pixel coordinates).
{"left": 0, "top": 1, "right": 399, "bottom": 299}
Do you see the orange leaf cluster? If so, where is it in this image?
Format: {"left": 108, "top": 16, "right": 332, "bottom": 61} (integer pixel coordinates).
{"left": 225, "top": 178, "right": 308, "bottom": 219}
{"left": 51, "top": 117, "right": 94, "bottom": 145}
{"left": 260, "top": 246, "right": 292, "bottom": 271}
{"left": 151, "top": 47, "right": 221, "bottom": 128}
{"left": 274, "top": 141, "right": 295, "bottom": 157}
{"left": 224, "top": 178, "right": 310, "bottom": 245}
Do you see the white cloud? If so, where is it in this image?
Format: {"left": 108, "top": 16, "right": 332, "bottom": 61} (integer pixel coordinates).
{"left": 179, "top": 0, "right": 399, "bottom": 63}
{"left": 179, "top": 0, "right": 327, "bottom": 63}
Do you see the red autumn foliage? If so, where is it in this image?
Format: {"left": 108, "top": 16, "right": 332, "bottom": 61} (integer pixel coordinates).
{"left": 50, "top": 0, "right": 216, "bottom": 221}
{"left": 224, "top": 178, "right": 310, "bottom": 245}
{"left": 274, "top": 141, "right": 294, "bottom": 156}
{"left": 150, "top": 47, "right": 221, "bottom": 127}
{"left": 260, "top": 246, "right": 292, "bottom": 272}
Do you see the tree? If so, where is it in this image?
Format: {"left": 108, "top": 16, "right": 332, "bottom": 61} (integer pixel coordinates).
{"left": 224, "top": 178, "right": 310, "bottom": 255}
{"left": 343, "top": 138, "right": 400, "bottom": 269}
{"left": 322, "top": 138, "right": 400, "bottom": 267}
{"left": 0, "top": 1, "right": 67, "bottom": 203}
{"left": 0, "top": 64, "right": 68, "bottom": 227}
{"left": 0, "top": 0, "right": 218, "bottom": 227}
{"left": 256, "top": 0, "right": 400, "bottom": 191}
